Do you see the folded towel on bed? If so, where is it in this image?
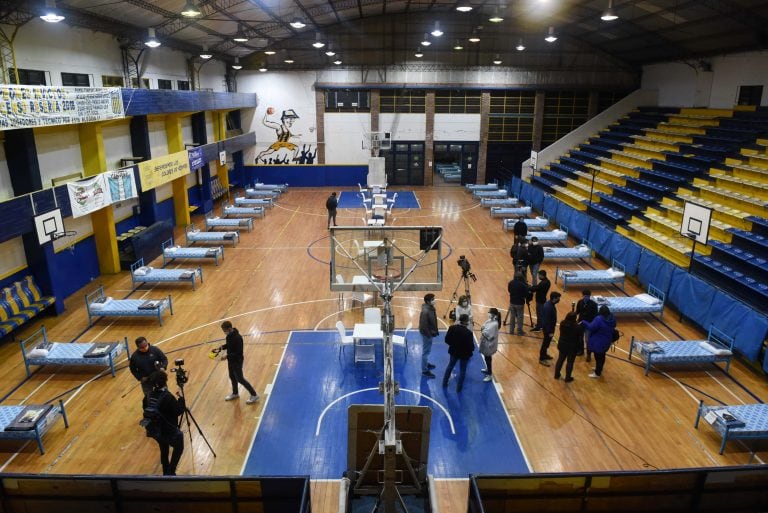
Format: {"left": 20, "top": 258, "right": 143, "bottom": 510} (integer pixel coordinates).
{"left": 698, "top": 341, "right": 732, "bottom": 356}
{"left": 138, "top": 299, "right": 162, "bottom": 310}
{"left": 593, "top": 295, "right": 607, "bottom": 304}
{"left": 635, "top": 293, "right": 661, "bottom": 305}
{"left": 641, "top": 342, "right": 663, "bottom": 353}
{"left": 711, "top": 409, "right": 746, "bottom": 427}
{"left": 89, "top": 297, "right": 113, "bottom": 310}
{"left": 36, "top": 342, "right": 53, "bottom": 352}
{"left": 179, "top": 271, "right": 194, "bottom": 279}
{"left": 28, "top": 348, "right": 49, "bottom": 358}
{"left": 206, "top": 248, "right": 219, "bottom": 256}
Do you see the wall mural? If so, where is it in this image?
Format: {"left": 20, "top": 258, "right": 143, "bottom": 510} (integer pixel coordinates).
{"left": 255, "top": 107, "right": 317, "bottom": 165}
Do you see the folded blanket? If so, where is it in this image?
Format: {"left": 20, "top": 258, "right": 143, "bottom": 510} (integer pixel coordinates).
{"left": 89, "top": 297, "right": 113, "bottom": 310}
{"left": 179, "top": 271, "right": 194, "bottom": 279}
{"left": 712, "top": 409, "right": 745, "bottom": 427}
{"left": 641, "top": 342, "right": 663, "bottom": 353}
{"left": 698, "top": 341, "right": 732, "bottom": 356}
{"left": 138, "top": 299, "right": 162, "bottom": 310}
{"left": 635, "top": 293, "right": 661, "bottom": 305}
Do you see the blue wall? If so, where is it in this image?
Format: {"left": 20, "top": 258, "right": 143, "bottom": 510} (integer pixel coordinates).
{"left": 243, "top": 165, "right": 368, "bottom": 187}
{"left": 50, "top": 236, "right": 100, "bottom": 300}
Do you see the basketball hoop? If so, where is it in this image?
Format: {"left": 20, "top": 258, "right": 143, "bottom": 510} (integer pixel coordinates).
{"left": 51, "top": 230, "right": 77, "bottom": 241}
{"left": 362, "top": 132, "right": 391, "bottom": 156}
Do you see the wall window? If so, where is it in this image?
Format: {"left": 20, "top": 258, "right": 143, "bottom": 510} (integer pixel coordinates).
{"left": 542, "top": 91, "right": 589, "bottom": 145}
{"left": 488, "top": 91, "right": 536, "bottom": 142}
{"left": 61, "top": 72, "right": 90, "bottom": 87}
{"left": 8, "top": 68, "right": 47, "bottom": 85}
{"left": 380, "top": 90, "right": 426, "bottom": 113}
{"left": 435, "top": 90, "right": 481, "bottom": 114}
{"left": 157, "top": 79, "right": 173, "bottom": 90}
{"left": 737, "top": 85, "right": 763, "bottom": 106}
{"left": 177, "top": 80, "right": 190, "bottom": 91}
{"left": 130, "top": 77, "right": 151, "bottom": 89}
{"left": 102, "top": 75, "right": 125, "bottom": 87}
{"left": 325, "top": 90, "right": 370, "bottom": 112}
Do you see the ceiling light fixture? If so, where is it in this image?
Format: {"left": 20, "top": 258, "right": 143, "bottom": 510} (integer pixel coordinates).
{"left": 414, "top": 48, "right": 424, "bottom": 58}
{"left": 231, "top": 57, "right": 242, "bottom": 70}
{"left": 516, "top": 38, "right": 525, "bottom": 51}
{"left": 259, "top": 65, "right": 268, "bottom": 72}
{"left": 312, "top": 32, "right": 325, "bottom": 48}
{"left": 264, "top": 50, "right": 276, "bottom": 55}
{"left": 144, "top": 28, "right": 161, "bottom": 48}
{"left": 431, "top": 22, "right": 443, "bottom": 37}
{"left": 199, "top": 45, "right": 212, "bottom": 59}
{"left": 493, "top": 54, "right": 502, "bottom": 65}
{"left": 325, "top": 48, "right": 336, "bottom": 56}
{"left": 421, "top": 33, "right": 431, "bottom": 46}
{"left": 284, "top": 56, "right": 294, "bottom": 64}
{"left": 180, "top": 1, "right": 201, "bottom": 17}
{"left": 289, "top": 18, "right": 306, "bottom": 29}
{"left": 601, "top": 0, "right": 618, "bottom": 21}
{"left": 545, "top": 26, "right": 558, "bottom": 43}
{"left": 489, "top": 8, "right": 504, "bottom": 23}
{"left": 40, "top": 0, "right": 65, "bottom": 23}
{"left": 333, "top": 58, "right": 343, "bottom": 65}
{"left": 468, "top": 30, "right": 480, "bottom": 43}
{"left": 453, "top": 40, "right": 464, "bottom": 50}
{"left": 455, "top": 2, "right": 473, "bottom": 13}
{"left": 233, "top": 24, "right": 249, "bottom": 43}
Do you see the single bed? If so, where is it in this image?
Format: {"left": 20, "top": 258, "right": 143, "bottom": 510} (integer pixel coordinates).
{"left": 525, "top": 226, "right": 569, "bottom": 243}
{"left": 162, "top": 239, "right": 224, "bottom": 267}
{"left": 593, "top": 284, "right": 666, "bottom": 320}
{"left": 250, "top": 182, "right": 288, "bottom": 192}
{"left": 185, "top": 224, "right": 239, "bottom": 246}
{"left": 502, "top": 216, "right": 547, "bottom": 230}
{"left": 0, "top": 400, "right": 68, "bottom": 454}
{"left": 20, "top": 325, "right": 130, "bottom": 378}
{"left": 492, "top": 206, "right": 533, "bottom": 218}
{"left": 205, "top": 215, "right": 253, "bottom": 232}
{"left": 542, "top": 243, "right": 592, "bottom": 262}
{"left": 465, "top": 183, "right": 499, "bottom": 192}
{"left": 629, "top": 325, "right": 734, "bottom": 376}
{"left": 695, "top": 401, "right": 768, "bottom": 454}
{"left": 235, "top": 196, "right": 274, "bottom": 208}
{"left": 223, "top": 203, "right": 265, "bottom": 219}
{"left": 245, "top": 188, "right": 280, "bottom": 199}
{"left": 556, "top": 259, "right": 626, "bottom": 291}
{"left": 85, "top": 286, "right": 173, "bottom": 327}
{"left": 473, "top": 189, "right": 508, "bottom": 199}
{"left": 131, "top": 258, "right": 202, "bottom": 290}
{"left": 480, "top": 198, "right": 519, "bottom": 208}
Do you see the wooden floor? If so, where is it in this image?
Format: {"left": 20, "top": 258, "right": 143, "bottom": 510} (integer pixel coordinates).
{"left": 1, "top": 186, "right": 765, "bottom": 513}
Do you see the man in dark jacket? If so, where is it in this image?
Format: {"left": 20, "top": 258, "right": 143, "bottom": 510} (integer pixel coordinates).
{"left": 527, "top": 236, "right": 545, "bottom": 286}
{"left": 529, "top": 269, "right": 551, "bottom": 332}
{"left": 513, "top": 216, "right": 528, "bottom": 243}
{"left": 442, "top": 314, "right": 475, "bottom": 392}
{"left": 325, "top": 191, "right": 338, "bottom": 228}
{"left": 419, "top": 293, "right": 439, "bottom": 378}
{"left": 507, "top": 272, "right": 529, "bottom": 336}
{"left": 130, "top": 336, "right": 168, "bottom": 405}
{"left": 147, "top": 370, "right": 185, "bottom": 476}
{"left": 220, "top": 321, "right": 259, "bottom": 404}
{"left": 538, "top": 292, "right": 561, "bottom": 365}
{"left": 576, "top": 289, "right": 599, "bottom": 360}
{"left": 511, "top": 241, "right": 529, "bottom": 282}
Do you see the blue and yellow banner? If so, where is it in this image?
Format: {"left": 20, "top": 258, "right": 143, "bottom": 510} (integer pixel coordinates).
{"left": 137, "top": 150, "right": 191, "bottom": 191}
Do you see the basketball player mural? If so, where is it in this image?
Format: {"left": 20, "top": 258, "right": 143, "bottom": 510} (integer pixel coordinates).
{"left": 255, "top": 107, "right": 317, "bottom": 164}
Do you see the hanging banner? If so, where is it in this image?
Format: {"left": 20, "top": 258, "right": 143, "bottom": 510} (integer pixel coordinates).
{"left": 0, "top": 85, "right": 124, "bottom": 131}
{"left": 67, "top": 174, "right": 108, "bottom": 218}
{"left": 105, "top": 167, "right": 138, "bottom": 202}
{"left": 137, "top": 150, "right": 191, "bottom": 191}
{"left": 188, "top": 147, "right": 205, "bottom": 170}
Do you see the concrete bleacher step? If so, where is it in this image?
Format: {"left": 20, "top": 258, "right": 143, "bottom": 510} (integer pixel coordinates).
{"left": 723, "top": 159, "right": 768, "bottom": 182}
{"left": 709, "top": 170, "right": 768, "bottom": 198}
{"left": 680, "top": 107, "right": 734, "bottom": 118}
{"left": 595, "top": 158, "right": 640, "bottom": 177}
{"left": 609, "top": 151, "right": 653, "bottom": 169}
{"left": 621, "top": 143, "right": 666, "bottom": 160}
{"left": 648, "top": 204, "right": 734, "bottom": 242}
{"left": 552, "top": 186, "right": 589, "bottom": 211}
{"left": 631, "top": 134, "right": 679, "bottom": 152}
{"left": 671, "top": 193, "right": 753, "bottom": 229}
{"left": 574, "top": 170, "right": 625, "bottom": 189}
{"left": 618, "top": 224, "right": 693, "bottom": 268}
{"left": 667, "top": 114, "right": 721, "bottom": 127}
{"left": 690, "top": 181, "right": 766, "bottom": 215}
{"left": 657, "top": 122, "right": 708, "bottom": 135}
{"left": 642, "top": 128, "right": 694, "bottom": 144}
{"left": 639, "top": 212, "right": 715, "bottom": 254}
{"left": 746, "top": 153, "right": 768, "bottom": 170}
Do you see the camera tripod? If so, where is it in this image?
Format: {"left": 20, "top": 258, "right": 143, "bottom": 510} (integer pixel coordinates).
{"left": 175, "top": 371, "right": 216, "bottom": 465}
{"left": 443, "top": 271, "right": 473, "bottom": 320}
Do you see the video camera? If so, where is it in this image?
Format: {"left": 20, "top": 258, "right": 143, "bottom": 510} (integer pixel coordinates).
{"left": 457, "top": 255, "right": 477, "bottom": 282}
{"left": 170, "top": 358, "right": 188, "bottom": 388}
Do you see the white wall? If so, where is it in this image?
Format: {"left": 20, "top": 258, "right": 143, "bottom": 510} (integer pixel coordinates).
{"left": 181, "top": 117, "right": 193, "bottom": 146}
{"left": 34, "top": 127, "right": 82, "bottom": 187}
{"left": 434, "top": 114, "right": 480, "bottom": 141}
{"left": 148, "top": 120, "right": 168, "bottom": 159}
{"left": 0, "top": 237, "right": 27, "bottom": 278}
{"left": 380, "top": 113, "right": 425, "bottom": 141}
{"left": 325, "top": 112, "right": 371, "bottom": 164}
{"left": 102, "top": 121, "right": 133, "bottom": 170}
{"left": 709, "top": 51, "right": 768, "bottom": 108}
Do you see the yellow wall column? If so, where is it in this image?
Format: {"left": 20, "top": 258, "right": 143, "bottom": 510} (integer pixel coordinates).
{"left": 79, "top": 122, "right": 120, "bottom": 274}
{"left": 212, "top": 111, "right": 230, "bottom": 192}
{"left": 165, "top": 115, "right": 191, "bottom": 227}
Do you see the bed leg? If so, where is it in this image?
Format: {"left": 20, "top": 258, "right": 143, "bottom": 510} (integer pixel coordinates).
{"left": 719, "top": 428, "right": 728, "bottom": 455}
{"left": 59, "top": 399, "right": 69, "bottom": 428}
{"left": 644, "top": 357, "right": 651, "bottom": 376}
{"left": 695, "top": 400, "right": 703, "bottom": 428}
{"left": 34, "top": 426, "right": 44, "bottom": 455}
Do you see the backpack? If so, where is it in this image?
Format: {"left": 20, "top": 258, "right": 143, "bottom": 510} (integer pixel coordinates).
{"left": 140, "top": 392, "right": 165, "bottom": 441}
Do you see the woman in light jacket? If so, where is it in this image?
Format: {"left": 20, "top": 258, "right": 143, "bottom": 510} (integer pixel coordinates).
{"left": 479, "top": 308, "right": 501, "bottom": 383}
{"left": 580, "top": 304, "right": 616, "bottom": 378}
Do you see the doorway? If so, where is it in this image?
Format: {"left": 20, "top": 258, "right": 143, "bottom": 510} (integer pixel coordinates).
{"left": 433, "top": 142, "right": 478, "bottom": 186}
{"left": 382, "top": 141, "right": 425, "bottom": 186}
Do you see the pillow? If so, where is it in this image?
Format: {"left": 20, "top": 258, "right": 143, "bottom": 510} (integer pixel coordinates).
{"left": 28, "top": 348, "right": 49, "bottom": 358}
{"left": 609, "top": 269, "right": 625, "bottom": 278}
{"left": 553, "top": 229, "right": 566, "bottom": 236}
{"left": 698, "top": 341, "right": 732, "bottom": 356}
{"left": 635, "top": 293, "right": 661, "bottom": 305}
{"left": 593, "top": 295, "right": 606, "bottom": 303}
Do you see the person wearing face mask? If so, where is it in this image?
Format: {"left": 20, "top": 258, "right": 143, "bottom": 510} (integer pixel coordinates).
{"left": 419, "top": 293, "right": 439, "bottom": 378}
{"left": 538, "top": 292, "right": 561, "bottom": 365}
{"left": 529, "top": 269, "right": 551, "bottom": 333}
{"left": 129, "top": 336, "right": 168, "bottom": 406}
{"left": 454, "top": 295, "right": 473, "bottom": 327}
{"left": 442, "top": 314, "right": 474, "bottom": 392}
{"left": 479, "top": 308, "right": 501, "bottom": 382}
{"left": 527, "top": 236, "right": 544, "bottom": 286}
{"left": 576, "top": 289, "right": 598, "bottom": 361}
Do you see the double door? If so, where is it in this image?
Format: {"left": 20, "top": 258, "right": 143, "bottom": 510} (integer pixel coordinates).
{"left": 434, "top": 142, "right": 478, "bottom": 185}
{"left": 382, "top": 142, "right": 424, "bottom": 186}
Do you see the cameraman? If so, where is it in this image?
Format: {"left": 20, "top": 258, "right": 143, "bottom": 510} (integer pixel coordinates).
{"left": 510, "top": 241, "right": 529, "bottom": 282}
{"left": 130, "top": 337, "right": 168, "bottom": 406}
{"left": 219, "top": 321, "right": 260, "bottom": 404}
{"left": 147, "top": 370, "right": 185, "bottom": 476}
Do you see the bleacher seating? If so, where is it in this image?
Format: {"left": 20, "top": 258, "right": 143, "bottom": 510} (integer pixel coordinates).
{"left": 0, "top": 276, "right": 55, "bottom": 338}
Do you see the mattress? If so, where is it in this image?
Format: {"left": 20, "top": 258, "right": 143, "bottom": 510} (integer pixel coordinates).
{"left": 26, "top": 341, "right": 122, "bottom": 366}
{"left": 543, "top": 246, "right": 591, "bottom": 259}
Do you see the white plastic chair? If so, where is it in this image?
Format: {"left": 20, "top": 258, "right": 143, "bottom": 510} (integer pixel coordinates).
{"left": 336, "top": 320, "right": 355, "bottom": 360}
{"left": 336, "top": 274, "right": 371, "bottom": 306}
{"left": 352, "top": 240, "right": 366, "bottom": 259}
{"left": 358, "top": 183, "right": 369, "bottom": 197}
{"left": 391, "top": 321, "right": 412, "bottom": 357}
{"left": 364, "top": 307, "right": 381, "bottom": 325}
{"left": 386, "top": 192, "right": 398, "bottom": 206}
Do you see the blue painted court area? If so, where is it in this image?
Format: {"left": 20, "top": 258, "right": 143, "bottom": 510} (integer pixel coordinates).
{"left": 337, "top": 191, "right": 420, "bottom": 209}
{"left": 243, "top": 330, "right": 529, "bottom": 478}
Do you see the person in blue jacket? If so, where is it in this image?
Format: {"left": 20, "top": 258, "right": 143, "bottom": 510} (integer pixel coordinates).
{"left": 580, "top": 305, "right": 616, "bottom": 378}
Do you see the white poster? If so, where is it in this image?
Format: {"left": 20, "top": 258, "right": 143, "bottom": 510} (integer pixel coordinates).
{"left": 105, "top": 168, "right": 138, "bottom": 202}
{"left": 67, "top": 174, "right": 108, "bottom": 218}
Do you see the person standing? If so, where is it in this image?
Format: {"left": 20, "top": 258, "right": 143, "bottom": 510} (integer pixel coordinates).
{"left": 527, "top": 236, "right": 544, "bottom": 286}
{"left": 529, "top": 269, "right": 551, "bottom": 332}
{"left": 219, "top": 321, "right": 260, "bottom": 404}
{"left": 507, "top": 272, "right": 528, "bottom": 336}
{"left": 576, "top": 290, "right": 599, "bottom": 360}
{"left": 479, "top": 308, "right": 501, "bottom": 382}
{"left": 513, "top": 216, "right": 528, "bottom": 244}
{"left": 538, "top": 292, "right": 561, "bottom": 365}
{"left": 419, "top": 293, "right": 438, "bottom": 378}
{"left": 325, "top": 191, "right": 338, "bottom": 228}
{"left": 454, "top": 295, "right": 473, "bottom": 326}
{"left": 147, "top": 370, "right": 185, "bottom": 476}
{"left": 581, "top": 305, "right": 616, "bottom": 378}
{"left": 130, "top": 336, "right": 168, "bottom": 405}
{"left": 442, "top": 314, "right": 475, "bottom": 392}
{"left": 554, "top": 311, "right": 580, "bottom": 382}
{"left": 511, "top": 241, "right": 529, "bottom": 282}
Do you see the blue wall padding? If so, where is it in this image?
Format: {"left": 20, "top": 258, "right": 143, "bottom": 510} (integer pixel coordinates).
{"left": 518, "top": 181, "right": 532, "bottom": 205}
{"left": 187, "top": 185, "right": 202, "bottom": 208}
{"left": 543, "top": 195, "right": 560, "bottom": 220}
{"left": 567, "top": 209, "right": 590, "bottom": 243}
{"left": 588, "top": 221, "right": 616, "bottom": 262}
{"left": 609, "top": 235, "right": 642, "bottom": 276}
{"left": 528, "top": 187, "right": 545, "bottom": 211}
{"left": 511, "top": 177, "right": 523, "bottom": 197}
{"left": 638, "top": 251, "right": 676, "bottom": 293}
{"left": 243, "top": 165, "right": 368, "bottom": 187}
{"left": 704, "top": 291, "right": 768, "bottom": 361}
{"left": 667, "top": 268, "right": 717, "bottom": 328}
{"left": 50, "top": 236, "right": 100, "bottom": 300}
{"left": 156, "top": 198, "right": 176, "bottom": 226}
{"left": 115, "top": 215, "right": 139, "bottom": 235}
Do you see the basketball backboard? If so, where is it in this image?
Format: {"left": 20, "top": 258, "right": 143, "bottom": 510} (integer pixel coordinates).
{"left": 362, "top": 131, "right": 392, "bottom": 151}
{"left": 330, "top": 226, "right": 443, "bottom": 292}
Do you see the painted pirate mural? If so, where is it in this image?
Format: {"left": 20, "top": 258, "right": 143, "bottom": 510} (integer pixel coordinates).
{"left": 255, "top": 107, "right": 317, "bottom": 165}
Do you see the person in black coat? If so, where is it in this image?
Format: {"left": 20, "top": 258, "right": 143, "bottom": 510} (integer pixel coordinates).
{"left": 511, "top": 241, "right": 529, "bottom": 281}
{"left": 575, "top": 290, "right": 599, "bottom": 360}
{"left": 529, "top": 269, "right": 551, "bottom": 332}
{"left": 512, "top": 216, "right": 528, "bottom": 244}
{"left": 527, "top": 236, "right": 545, "bottom": 286}
{"left": 325, "top": 192, "right": 338, "bottom": 228}
{"left": 220, "top": 321, "right": 260, "bottom": 404}
{"left": 441, "top": 314, "right": 475, "bottom": 392}
{"left": 538, "top": 292, "right": 561, "bottom": 364}
{"left": 507, "top": 272, "right": 529, "bottom": 335}
{"left": 130, "top": 337, "right": 168, "bottom": 405}
{"left": 147, "top": 370, "right": 185, "bottom": 476}
{"left": 554, "top": 312, "right": 580, "bottom": 382}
